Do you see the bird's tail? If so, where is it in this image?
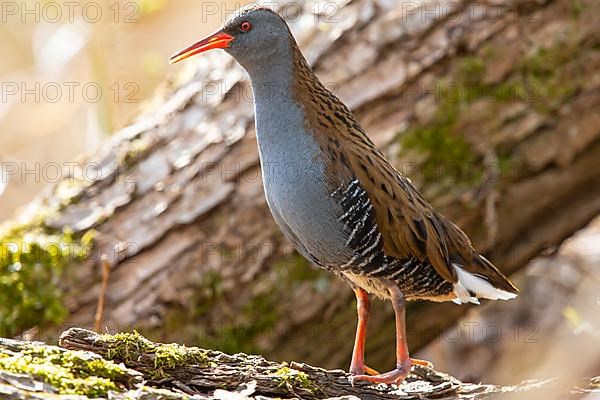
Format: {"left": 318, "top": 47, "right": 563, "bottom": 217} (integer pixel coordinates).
{"left": 440, "top": 219, "right": 519, "bottom": 305}
{"left": 452, "top": 255, "right": 518, "bottom": 304}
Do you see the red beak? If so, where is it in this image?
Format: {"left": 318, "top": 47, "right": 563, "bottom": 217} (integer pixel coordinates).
{"left": 169, "top": 30, "right": 234, "bottom": 64}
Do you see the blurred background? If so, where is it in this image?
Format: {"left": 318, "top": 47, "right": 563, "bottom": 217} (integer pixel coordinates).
{"left": 0, "top": 0, "right": 251, "bottom": 221}
{"left": 0, "top": 0, "right": 599, "bottom": 398}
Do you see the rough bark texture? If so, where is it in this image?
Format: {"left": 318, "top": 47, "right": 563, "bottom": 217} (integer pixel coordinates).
{"left": 6, "top": 0, "right": 600, "bottom": 371}
{"left": 2, "top": 329, "right": 599, "bottom": 399}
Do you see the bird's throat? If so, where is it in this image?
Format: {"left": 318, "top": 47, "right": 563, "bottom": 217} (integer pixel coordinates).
{"left": 239, "top": 39, "right": 327, "bottom": 179}
{"left": 245, "top": 45, "right": 311, "bottom": 147}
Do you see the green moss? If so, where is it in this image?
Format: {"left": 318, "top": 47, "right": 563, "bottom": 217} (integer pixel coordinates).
{"left": 0, "top": 163, "right": 97, "bottom": 337}
{"left": 196, "top": 291, "right": 280, "bottom": 355}
{"left": 195, "top": 254, "right": 334, "bottom": 354}
{"left": 120, "top": 137, "right": 150, "bottom": 168}
{"left": 54, "top": 179, "right": 94, "bottom": 207}
{"left": 401, "top": 99, "right": 479, "bottom": 187}
{"left": 275, "top": 366, "right": 322, "bottom": 394}
{"left": 457, "top": 56, "right": 486, "bottom": 83}
{"left": 0, "top": 346, "right": 133, "bottom": 397}
{"left": 400, "top": 33, "right": 593, "bottom": 188}
{"left": 157, "top": 250, "right": 332, "bottom": 355}
{"left": 102, "top": 331, "right": 154, "bottom": 362}
{"left": 273, "top": 254, "right": 329, "bottom": 288}
{"left": 100, "top": 331, "right": 209, "bottom": 378}
{"left": 400, "top": 55, "right": 491, "bottom": 187}
{"left": 194, "top": 270, "right": 225, "bottom": 317}
{"left": 570, "top": 0, "right": 584, "bottom": 18}
{"left": 0, "top": 222, "right": 94, "bottom": 337}
{"left": 154, "top": 343, "right": 208, "bottom": 369}
{"left": 520, "top": 41, "right": 583, "bottom": 111}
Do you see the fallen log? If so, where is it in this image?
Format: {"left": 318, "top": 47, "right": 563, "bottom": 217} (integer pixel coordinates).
{"left": 1, "top": 328, "right": 599, "bottom": 399}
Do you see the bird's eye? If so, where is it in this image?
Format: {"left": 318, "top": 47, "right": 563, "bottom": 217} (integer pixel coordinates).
{"left": 240, "top": 21, "right": 252, "bottom": 32}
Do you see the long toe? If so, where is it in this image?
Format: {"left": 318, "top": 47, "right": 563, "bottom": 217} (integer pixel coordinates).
{"left": 349, "top": 363, "right": 380, "bottom": 376}
{"left": 410, "top": 358, "right": 433, "bottom": 368}
{"left": 363, "top": 365, "right": 381, "bottom": 376}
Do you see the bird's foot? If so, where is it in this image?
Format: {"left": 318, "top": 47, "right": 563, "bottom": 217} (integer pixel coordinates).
{"left": 350, "top": 358, "right": 411, "bottom": 386}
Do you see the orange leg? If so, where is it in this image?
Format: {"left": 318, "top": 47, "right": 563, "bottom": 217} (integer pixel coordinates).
{"left": 349, "top": 288, "right": 380, "bottom": 376}
{"left": 351, "top": 285, "right": 431, "bottom": 385}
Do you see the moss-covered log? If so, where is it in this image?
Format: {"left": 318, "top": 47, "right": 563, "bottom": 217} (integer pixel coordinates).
{"left": 2, "top": 0, "right": 600, "bottom": 372}
{"left": 2, "top": 328, "right": 598, "bottom": 399}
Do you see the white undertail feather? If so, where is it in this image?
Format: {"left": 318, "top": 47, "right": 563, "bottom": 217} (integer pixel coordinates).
{"left": 452, "top": 264, "right": 517, "bottom": 305}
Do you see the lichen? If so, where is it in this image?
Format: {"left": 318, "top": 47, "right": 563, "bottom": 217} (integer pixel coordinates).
{"left": 0, "top": 345, "right": 134, "bottom": 397}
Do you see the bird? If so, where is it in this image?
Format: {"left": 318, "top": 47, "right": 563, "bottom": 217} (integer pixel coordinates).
{"left": 169, "top": 4, "right": 518, "bottom": 385}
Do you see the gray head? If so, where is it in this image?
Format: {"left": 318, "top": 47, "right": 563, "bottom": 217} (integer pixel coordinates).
{"left": 170, "top": 6, "right": 295, "bottom": 76}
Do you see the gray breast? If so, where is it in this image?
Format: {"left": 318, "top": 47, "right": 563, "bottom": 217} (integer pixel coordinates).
{"left": 260, "top": 137, "right": 354, "bottom": 268}
{"left": 254, "top": 98, "right": 353, "bottom": 268}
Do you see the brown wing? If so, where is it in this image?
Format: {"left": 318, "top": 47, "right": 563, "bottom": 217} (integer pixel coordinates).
{"left": 291, "top": 58, "right": 516, "bottom": 293}
{"left": 338, "top": 133, "right": 517, "bottom": 293}
{"left": 341, "top": 138, "right": 454, "bottom": 282}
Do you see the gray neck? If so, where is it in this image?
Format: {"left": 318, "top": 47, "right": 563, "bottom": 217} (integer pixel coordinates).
{"left": 244, "top": 48, "right": 295, "bottom": 96}
{"left": 246, "top": 49, "right": 297, "bottom": 138}
{"left": 238, "top": 47, "right": 325, "bottom": 200}
{"left": 241, "top": 48, "right": 317, "bottom": 161}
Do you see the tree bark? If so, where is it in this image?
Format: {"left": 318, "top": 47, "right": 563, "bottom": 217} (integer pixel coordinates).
{"left": 6, "top": 0, "right": 600, "bottom": 372}
{"left": 3, "top": 329, "right": 599, "bottom": 399}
